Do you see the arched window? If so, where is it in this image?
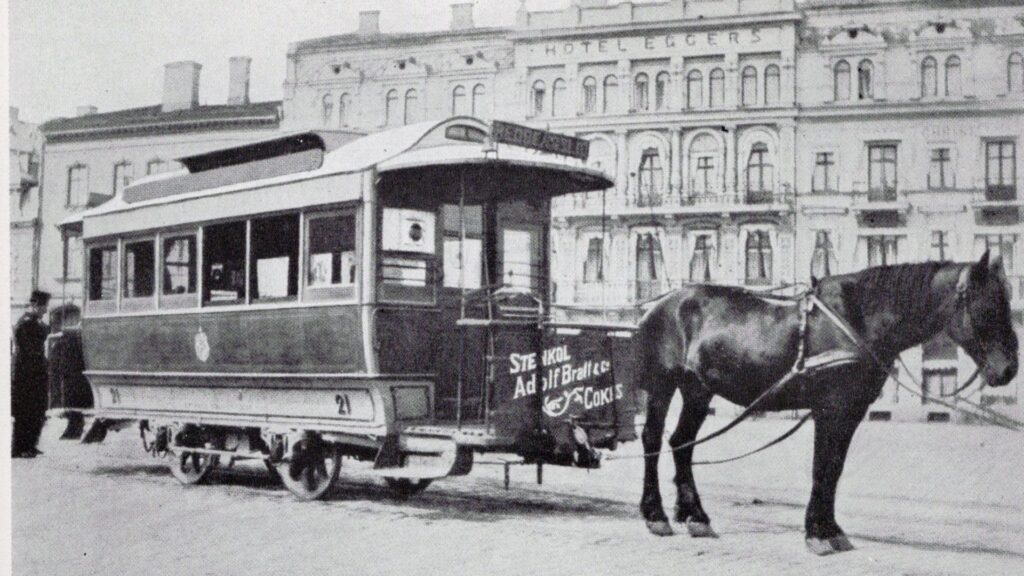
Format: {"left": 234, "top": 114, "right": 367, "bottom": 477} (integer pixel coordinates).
{"left": 587, "top": 138, "right": 615, "bottom": 178}
{"left": 857, "top": 59, "right": 873, "bottom": 100}
{"left": 764, "top": 65, "right": 780, "bottom": 105}
{"left": 603, "top": 75, "right": 619, "bottom": 113}
{"left": 552, "top": 78, "right": 567, "bottom": 117}
{"left": 583, "top": 237, "right": 604, "bottom": 283}
{"left": 686, "top": 70, "right": 703, "bottom": 109}
{"left": 709, "top": 68, "right": 724, "bottom": 108}
{"left": 634, "top": 73, "right": 649, "bottom": 111}
{"left": 689, "top": 234, "right": 714, "bottom": 282}
{"left": 655, "top": 72, "right": 670, "bottom": 110}
{"left": 1009, "top": 53, "right": 1024, "bottom": 93}
{"left": 745, "top": 143, "right": 774, "bottom": 201}
{"left": 689, "top": 134, "right": 720, "bottom": 195}
{"left": 921, "top": 56, "right": 937, "bottom": 97}
{"left": 472, "top": 84, "right": 487, "bottom": 117}
{"left": 385, "top": 89, "right": 399, "bottom": 126}
{"left": 945, "top": 55, "right": 961, "bottom": 97}
{"left": 637, "top": 147, "right": 663, "bottom": 198}
{"left": 810, "top": 231, "right": 838, "bottom": 279}
{"left": 582, "top": 76, "right": 597, "bottom": 114}
{"left": 741, "top": 66, "right": 758, "bottom": 107}
{"left": 339, "top": 93, "right": 352, "bottom": 127}
{"left": 532, "top": 80, "right": 546, "bottom": 116}
{"left": 635, "top": 232, "right": 665, "bottom": 300}
{"left": 404, "top": 89, "right": 419, "bottom": 124}
{"left": 321, "top": 94, "right": 334, "bottom": 125}
{"left": 745, "top": 231, "right": 772, "bottom": 285}
{"left": 451, "top": 85, "right": 467, "bottom": 115}
{"left": 834, "top": 60, "right": 850, "bottom": 101}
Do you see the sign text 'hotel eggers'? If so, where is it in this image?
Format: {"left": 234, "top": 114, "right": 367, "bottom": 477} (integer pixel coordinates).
{"left": 492, "top": 121, "right": 590, "bottom": 161}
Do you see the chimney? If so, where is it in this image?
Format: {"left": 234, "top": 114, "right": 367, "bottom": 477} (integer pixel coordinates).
{"left": 450, "top": 3, "right": 474, "bottom": 30}
{"left": 77, "top": 105, "right": 98, "bottom": 117}
{"left": 358, "top": 11, "right": 380, "bottom": 35}
{"left": 227, "top": 56, "right": 251, "bottom": 105}
{"left": 162, "top": 61, "right": 202, "bottom": 112}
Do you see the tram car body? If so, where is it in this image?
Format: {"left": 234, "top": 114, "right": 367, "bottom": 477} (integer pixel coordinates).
{"left": 76, "top": 118, "right": 636, "bottom": 498}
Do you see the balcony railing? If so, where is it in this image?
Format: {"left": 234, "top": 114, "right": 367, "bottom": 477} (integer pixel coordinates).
{"left": 867, "top": 187, "right": 898, "bottom": 202}
{"left": 560, "top": 185, "right": 794, "bottom": 214}
{"left": 985, "top": 185, "right": 1017, "bottom": 202}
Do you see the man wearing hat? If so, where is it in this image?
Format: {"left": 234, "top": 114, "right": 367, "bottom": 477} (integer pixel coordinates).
{"left": 12, "top": 290, "right": 51, "bottom": 457}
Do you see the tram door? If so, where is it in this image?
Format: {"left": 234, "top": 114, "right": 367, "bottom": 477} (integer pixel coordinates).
{"left": 435, "top": 200, "right": 548, "bottom": 425}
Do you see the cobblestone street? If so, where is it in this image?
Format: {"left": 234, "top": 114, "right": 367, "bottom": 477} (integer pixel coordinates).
{"left": 12, "top": 415, "right": 1024, "bottom": 576}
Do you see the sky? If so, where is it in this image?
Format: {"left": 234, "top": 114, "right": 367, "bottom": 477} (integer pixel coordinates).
{"left": 7, "top": 0, "right": 576, "bottom": 124}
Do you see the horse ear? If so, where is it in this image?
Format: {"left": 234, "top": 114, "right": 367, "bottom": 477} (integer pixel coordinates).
{"left": 988, "top": 254, "right": 1005, "bottom": 278}
{"left": 970, "top": 250, "right": 990, "bottom": 284}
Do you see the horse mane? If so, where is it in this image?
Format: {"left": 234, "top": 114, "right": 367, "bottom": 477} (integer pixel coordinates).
{"left": 844, "top": 261, "right": 958, "bottom": 336}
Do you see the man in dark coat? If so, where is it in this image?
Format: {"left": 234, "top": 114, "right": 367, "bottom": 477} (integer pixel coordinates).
{"left": 12, "top": 290, "right": 51, "bottom": 457}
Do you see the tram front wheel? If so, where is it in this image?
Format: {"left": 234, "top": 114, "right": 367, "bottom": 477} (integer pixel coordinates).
{"left": 275, "top": 438, "right": 341, "bottom": 500}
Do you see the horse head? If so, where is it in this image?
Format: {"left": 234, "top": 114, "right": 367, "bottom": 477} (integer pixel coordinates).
{"left": 947, "top": 251, "right": 1019, "bottom": 387}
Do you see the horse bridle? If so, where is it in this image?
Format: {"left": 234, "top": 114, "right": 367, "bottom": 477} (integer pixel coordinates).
{"left": 943, "top": 266, "right": 984, "bottom": 396}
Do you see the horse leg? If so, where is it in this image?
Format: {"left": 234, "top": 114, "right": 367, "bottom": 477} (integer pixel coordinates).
{"left": 640, "top": 380, "right": 677, "bottom": 537}
{"left": 804, "top": 401, "right": 870, "bottom": 555}
{"left": 669, "top": 381, "right": 717, "bottom": 537}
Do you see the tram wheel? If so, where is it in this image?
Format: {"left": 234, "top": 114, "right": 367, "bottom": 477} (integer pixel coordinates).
{"left": 275, "top": 437, "right": 341, "bottom": 501}
{"left": 384, "top": 478, "right": 433, "bottom": 497}
{"left": 169, "top": 449, "right": 219, "bottom": 485}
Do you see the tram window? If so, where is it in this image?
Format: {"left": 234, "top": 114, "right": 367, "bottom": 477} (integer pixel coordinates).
{"left": 251, "top": 214, "right": 299, "bottom": 301}
{"left": 88, "top": 246, "right": 118, "bottom": 301}
{"left": 502, "top": 228, "right": 541, "bottom": 291}
{"left": 123, "top": 240, "right": 155, "bottom": 298}
{"left": 202, "top": 221, "right": 247, "bottom": 304}
{"left": 162, "top": 235, "right": 196, "bottom": 295}
{"left": 307, "top": 214, "right": 356, "bottom": 288}
{"left": 442, "top": 204, "right": 482, "bottom": 289}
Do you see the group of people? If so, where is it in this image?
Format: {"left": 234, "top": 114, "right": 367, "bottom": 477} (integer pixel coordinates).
{"left": 12, "top": 290, "right": 51, "bottom": 458}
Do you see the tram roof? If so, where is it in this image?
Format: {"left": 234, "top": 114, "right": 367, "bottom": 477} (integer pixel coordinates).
{"left": 71, "top": 117, "right": 614, "bottom": 239}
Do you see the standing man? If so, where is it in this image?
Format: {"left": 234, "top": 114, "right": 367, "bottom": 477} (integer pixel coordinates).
{"left": 12, "top": 290, "right": 51, "bottom": 458}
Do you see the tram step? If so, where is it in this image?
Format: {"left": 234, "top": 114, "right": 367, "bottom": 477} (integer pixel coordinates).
{"left": 373, "top": 435, "right": 474, "bottom": 479}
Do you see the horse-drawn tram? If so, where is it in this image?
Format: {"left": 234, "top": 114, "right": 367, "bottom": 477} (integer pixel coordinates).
{"left": 76, "top": 117, "right": 637, "bottom": 499}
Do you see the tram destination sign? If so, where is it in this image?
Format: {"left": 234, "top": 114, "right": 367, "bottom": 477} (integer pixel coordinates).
{"left": 491, "top": 121, "right": 590, "bottom": 161}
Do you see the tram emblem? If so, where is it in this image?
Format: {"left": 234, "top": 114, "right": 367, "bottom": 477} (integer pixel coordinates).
{"left": 194, "top": 327, "right": 211, "bottom": 363}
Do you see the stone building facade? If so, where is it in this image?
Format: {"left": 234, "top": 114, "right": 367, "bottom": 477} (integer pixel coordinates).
{"left": 9, "top": 106, "right": 43, "bottom": 317}
{"left": 279, "top": 0, "right": 1022, "bottom": 423}
{"left": 36, "top": 58, "right": 282, "bottom": 312}
{"left": 794, "top": 0, "right": 1024, "bottom": 421}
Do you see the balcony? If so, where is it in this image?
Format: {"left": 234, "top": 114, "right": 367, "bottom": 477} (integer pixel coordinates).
{"left": 851, "top": 188, "right": 910, "bottom": 227}
{"left": 971, "top": 186, "right": 1020, "bottom": 226}
{"left": 557, "top": 184, "right": 794, "bottom": 219}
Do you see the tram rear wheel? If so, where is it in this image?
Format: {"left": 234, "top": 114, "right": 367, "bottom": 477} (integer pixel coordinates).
{"left": 275, "top": 438, "right": 341, "bottom": 501}
{"left": 384, "top": 478, "right": 433, "bottom": 497}
{"left": 170, "top": 450, "right": 219, "bottom": 485}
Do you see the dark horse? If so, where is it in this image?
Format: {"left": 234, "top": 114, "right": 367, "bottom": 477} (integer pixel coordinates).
{"left": 635, "top": 252, "right": 1018, "bottom": 554}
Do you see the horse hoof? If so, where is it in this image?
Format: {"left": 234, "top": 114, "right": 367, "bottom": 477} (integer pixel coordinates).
{"left": 646, "top": 520, "right": 675, "bottom": 537}
{"left": 805, "top": 535, "right": 855, "bottom": 556}
{"left": 686, "top": 520, "right": 719, "bottom": 538}
{"left": 828, "top": 534, "right": 855, "bottom": 552}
